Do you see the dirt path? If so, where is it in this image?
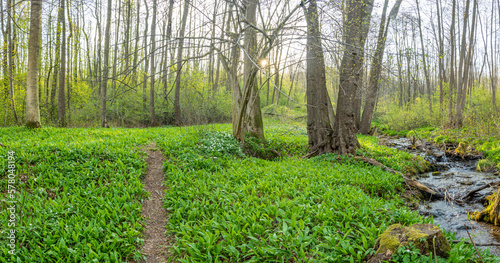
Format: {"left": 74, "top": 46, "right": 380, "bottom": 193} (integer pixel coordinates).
{"left": 137, "top": 143, "right": 170, "bottom": 262}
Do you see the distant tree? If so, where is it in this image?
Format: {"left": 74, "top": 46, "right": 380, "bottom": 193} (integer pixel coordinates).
{"left": 26, "top": 0, "right": 43, "bottom": 128}
{"left": 58, "top": 0, "right": 67, "bottom": 127}
{"left": 174, "top": 0, "right": 190, "bottom": 126}
{"left": 100, "top": 0, "right": 112, "bottom": 127}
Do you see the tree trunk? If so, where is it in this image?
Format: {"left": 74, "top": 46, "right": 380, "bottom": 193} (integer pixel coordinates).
{"left": 58, "top": 0, "right": 66, "bottom": 127}
{"left": 174, "top": 0, "right": 190, "bottom": 126}
{"left": 234, "top": 0, "right": 265, "bottom": 142}
{"left": 332, "top": 0, "right": 373, "bottom": 155}
{"left": 458, "top": 0, "right": 478, "bottom": 122}
{"left": 454, "top": 0, "right": 471, "bottom": 127}
{"left": 132, "top": 0, "right": 140, "bottom": 88}
{"left": 353, "top": 0, "right": 375, "bottom": 130}
{"left": 149, "top": 0, "right": 157, "bottom": 125}
{"left": 360, "top": 0, "right": 402, "bottom": 134}
{"left": 303, "top": 0, "right": 333, "bottom": 156}
{"left": 161, "top": 0, "right": 174, "bottom": 106}
{"left": 449, "top": 0, "right": 456, "bottom": 123}
{"left": 436, "top": 0, "right": 445, "bottom": 116}
{"left": 6, "top": 0, "right": 18, "bottom": 125}
{"left": 416, "top": 0, "right": 432, "bottom": 114}
{"left": 26, "top": 0, "right": 43, "bottom": 128}
{"left": 100, "top": 0, "right": 112, "bottom": 127}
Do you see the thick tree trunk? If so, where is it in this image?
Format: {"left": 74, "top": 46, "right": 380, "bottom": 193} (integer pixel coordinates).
{"left": 332, "top": 0, "right": 373, "bottom": 155}
{"left": 303, "top": 0, "right": 333, "bottom": 156}
{"left": 26, "top": 0, "right": 43, "bottom": 128}
{"left": 174, "top": 0, "right": 190, "bottom": 126}
{"left": 234, "top": 0, "right": 265, "bottom": 142}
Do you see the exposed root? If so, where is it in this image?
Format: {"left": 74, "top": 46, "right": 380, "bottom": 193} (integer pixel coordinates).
{"left": 354, "top": 156, "right": 444, "bottom": 199}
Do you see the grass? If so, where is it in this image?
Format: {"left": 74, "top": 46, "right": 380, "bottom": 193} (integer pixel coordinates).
{"left": 0, "top": 122, "right": 498, "bottom": 262}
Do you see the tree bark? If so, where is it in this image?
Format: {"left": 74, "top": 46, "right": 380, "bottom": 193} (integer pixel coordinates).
{"left": 416, "top": 0, "right": 432, "bottom": 114}
{"left": 456, "top": 0, "right": 478, "bottom": 126}
{"left": 174, "top": 0, "right": 190, "bottom": 126}
{"left": 435, "top": 0, "right": 445, "bottom": 116}
{"left": 6, "top": 0, "right": 18, "bottom": 125}
{"left": 26, "top": 0, "right": 43, "bottom": 128}
{"left": 100, "top": 0, "right": 112, "bottom": 127}
{"left": 332, "top": 0, "right": 373, "bottom": 155}
{"left": 360, "top": 0, "right": 402, "bottom": 134}
{"left": 58, "top": 0, "right": 66, "bottom": 127}
{"left": 454, "top": 0, "right": 471, "bottom": 127}
{"left": 235, "top": 0, "right": 265, "bottom": 142}
{"left": 449, "top": 0, "right": 456, "bottom": 123}
{"left": 149, "top": 0, "right": 158, "bottom": 125}
{"left": 303, "top": 0, "right": 333, "bottom": 156}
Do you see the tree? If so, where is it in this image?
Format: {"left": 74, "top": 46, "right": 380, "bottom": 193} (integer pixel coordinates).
{"left": 416, "top": 0, "right": 432, "bottom": 114}
{"left": 448, "top": 0, "right": 456, "bottom": 123}
{"left": 58, "top": 0, "right": 67, "bottom": 127}
{"left": 6, "top": 0, "right": 18, "bottom": 125}
{"left": 303, "top": 0, "right": 334, "bottom": 156}
{"left": 235, "top": 0, "right": 265, "bottom": 142}
{"left": 174, "top": 0, "right": 190, "bottom": 126}
{"left": 149, "top": 0, "right": 158, "bottom": 125}
{"left": 360, "top": 0, "right": 402, "bottom": 134}
{"left": 100, "top": 0, "right": 112, "bottom": 127}
{"left": 26, "top": 0, "right": 43, "bottom": 128}
{"left": 332, "top": 0, "right": 374, "bottom": 155}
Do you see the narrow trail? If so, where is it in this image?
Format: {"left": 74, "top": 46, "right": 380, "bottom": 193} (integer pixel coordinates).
{"left": 137, "top": 143, "right": 171, "bottom": 262}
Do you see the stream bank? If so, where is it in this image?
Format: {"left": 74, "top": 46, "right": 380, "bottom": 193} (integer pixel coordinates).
{"left": 380, "top": 136, "right": 500, "bottom": 256}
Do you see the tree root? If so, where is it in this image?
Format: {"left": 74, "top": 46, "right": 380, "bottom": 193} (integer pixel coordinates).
{"left": 353, "top": 156, "right": 444, "bottom": 199}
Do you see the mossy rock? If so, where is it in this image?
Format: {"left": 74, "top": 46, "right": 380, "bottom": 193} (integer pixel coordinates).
{"left": 367, "top": 224, "right": 451, "bottom": 263}
{"left": 474, "top": 188, "right": 500, "bottom": 225}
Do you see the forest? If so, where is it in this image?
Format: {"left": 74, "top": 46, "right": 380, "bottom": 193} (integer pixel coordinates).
{"left": 1, "top": 0, "right": 500, "bottom": 262}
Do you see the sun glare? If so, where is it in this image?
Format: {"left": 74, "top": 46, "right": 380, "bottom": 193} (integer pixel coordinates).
{"left": 260, "top": 59, "right": 268, "bottom": 67}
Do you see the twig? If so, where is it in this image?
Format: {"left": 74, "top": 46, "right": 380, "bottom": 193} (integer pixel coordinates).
{"left": 461, "top": 180, "right": 500, "bottom": 201}
{"left": 465, "top": 224, "right": 485, "bottom": 263}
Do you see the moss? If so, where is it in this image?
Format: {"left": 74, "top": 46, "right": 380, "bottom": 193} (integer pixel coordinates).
{"left": 374, "top": 224, "right": 450, "bottom": 258}
{"left": 455, "top": 142, "right": 467, "bottom": 155}
{"left": 375, "top": 224, "right": 403, "bottom": 254}
{"left": 475, "top": 189, "right": 500, "bottom": 225}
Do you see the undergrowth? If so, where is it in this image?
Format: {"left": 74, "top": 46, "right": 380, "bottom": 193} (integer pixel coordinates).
{"left": 0, "top": 121, "right": 496, "bottom": 262}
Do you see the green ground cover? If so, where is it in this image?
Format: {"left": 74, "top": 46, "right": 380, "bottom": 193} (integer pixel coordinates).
{"left": 0, "top": 122, "right": 497, "bottom": 262}
{"left": 380, "top": 125, "right": 500, "bottom": 172}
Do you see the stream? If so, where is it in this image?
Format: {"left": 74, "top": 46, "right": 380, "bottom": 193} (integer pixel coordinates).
{"left": 383, "top": 137, "right": 500, "bottom": 256}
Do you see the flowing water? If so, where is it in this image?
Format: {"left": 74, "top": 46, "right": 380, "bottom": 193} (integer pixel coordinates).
{"left": 384, "top": 137, "right": 500, "bottom": 256}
